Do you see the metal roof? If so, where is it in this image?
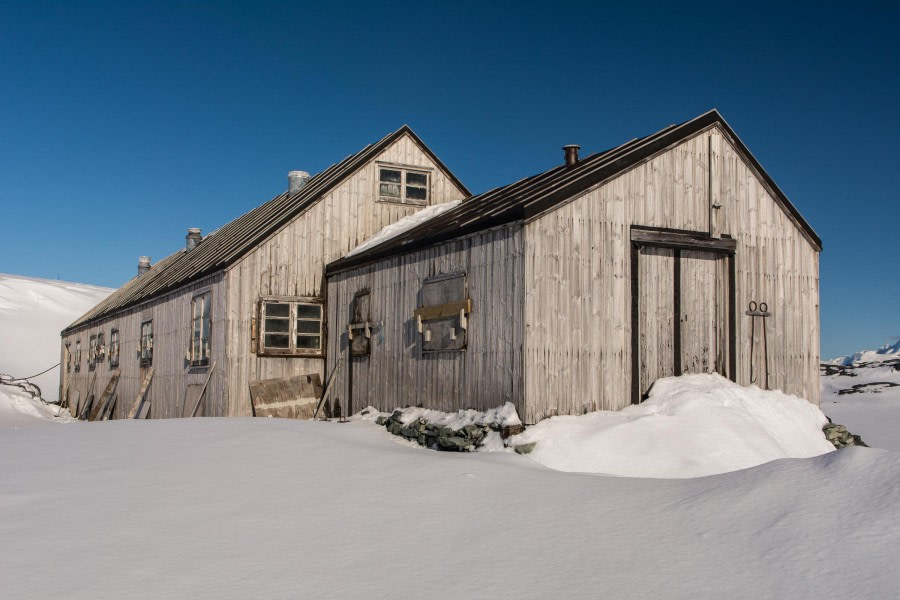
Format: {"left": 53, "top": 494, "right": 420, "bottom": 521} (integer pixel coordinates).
{"left": 64, "top": 125, "right": 469, "bottom": 333}
{"left": 326, "top": 109, "right": 822, "bottom": 276}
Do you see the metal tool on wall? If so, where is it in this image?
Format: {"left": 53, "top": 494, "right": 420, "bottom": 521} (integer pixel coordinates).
{"left": 746, "top": 301, "right": 771, "bottom": 389}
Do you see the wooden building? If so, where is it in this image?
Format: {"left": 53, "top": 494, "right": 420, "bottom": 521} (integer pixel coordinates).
{"left": 325, "top": 110, "right": 822, "bottom": 424}
{"left": 59, "top": 127, "right": 468, "bottom": 419}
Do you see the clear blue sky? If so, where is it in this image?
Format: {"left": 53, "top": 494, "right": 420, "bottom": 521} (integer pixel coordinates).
{"left": 1, "top": 1, "right": 897, "bottom": 360}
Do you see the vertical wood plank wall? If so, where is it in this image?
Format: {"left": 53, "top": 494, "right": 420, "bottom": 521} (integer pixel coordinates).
{"left": 60, "top": 273, "right": 226, "bottom": 419}
{"left": 524, "top": 125, "right": 819, "bottom": 423}
{"left": 223, "top": 133, "right": 467, "bottom": 416}
{"left": 325, "top": 225, "right": 525, "bottom": 417}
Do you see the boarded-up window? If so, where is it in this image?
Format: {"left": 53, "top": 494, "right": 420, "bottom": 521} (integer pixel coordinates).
{"left": 377, "top": 165, "right": 430, "bottom": 205}
{"left": 190, "top": 292, "right": 212, "bottom": 366}
{"left": 349, "top": 290, "right": 371, "bottom": 357}
{"left": 140, "top": 320, "right": 153, "bottom": 366}
{"left": 416, "top": 272, "right": 470, "bottom": 352}
{"left": 108, "top": 329, "right": 119, "bottom": 368}
{"left": 259, "top": 298, "right": 323, "bottom": 356}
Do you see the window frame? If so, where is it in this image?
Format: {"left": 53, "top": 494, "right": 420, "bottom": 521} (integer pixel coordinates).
{"left": 257, "top": 296, "right": 324, "bottom": 357}
{"left": 140, "top": 320, "right": 153, "bottom": 366}
{"left": 108, "top": 328, "right": 120, "bottom": 368}
{"left": 74, "top": 340, "right": 81, "bottom": 372}
{"left": 189, "top": 291, "right": 212, "bottom": 367}
{"left": 88, "top": 334, "right": 98, "bottom": 371}
{"left": 416, "top": 272, "right": 470, "bottom": 353}
{"left": 375, "top": 162, "right": 431, "bottom": 206}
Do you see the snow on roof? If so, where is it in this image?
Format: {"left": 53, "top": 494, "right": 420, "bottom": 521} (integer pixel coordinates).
{"left": 345, "top": 200, "right": 462, "bottom": 258}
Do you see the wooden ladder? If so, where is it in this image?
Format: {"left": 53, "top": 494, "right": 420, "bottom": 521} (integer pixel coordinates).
{"left": 128, "top": 367, "right": 155, "bottom": 419}
{"left": 89, "top": 370, "right": 121, "bottom": 421}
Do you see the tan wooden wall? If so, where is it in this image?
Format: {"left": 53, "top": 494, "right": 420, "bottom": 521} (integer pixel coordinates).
{"left": 325, "top": 225, "right": 525, "bottom": 417}
{"left": 223, "top": 133, "right": 467, "bottom": 416}
{"left": 60, "top": 273, "right": 226, "bottom": 419}
{"left": 524, "top": 125, "right": 820, "bottom": 423}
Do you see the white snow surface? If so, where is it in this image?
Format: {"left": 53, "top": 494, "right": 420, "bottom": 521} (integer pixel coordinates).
{"left": 827, "top": 339, "right": 900, "bottom": 366}
{"left": 345, "top": 200, "right": 461, "bottom": 257}
{"left": 0, "top": 273, "right": 113, "bottom": 401}
{"left": 0, "top": 385, "right": 73, "bottom": 427}
{"left": 821, "top": 358, "right": 900, "bottom": 452}
{"left": 2, "top": 414, "right": 899, "bottom": 599}
{"left": 510, "top": 374, "right": 834, "bottom": 477}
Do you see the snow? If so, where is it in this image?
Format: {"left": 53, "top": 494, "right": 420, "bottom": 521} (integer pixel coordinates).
{"left": 509, "top": 374, "right": 834, "bottom": 477}
{"left": 0, "top": 385, "right": 73, "bottom": 427}
{"left": 1, "top": 413, "right": 899, "bottom": 599}
{"left": 826, "top": 339, "right": 900, "bottom": 366}
{"left": 0, "top": 273, "right": 113, "bottom": 401}
{"left": 821, "top": 356, "right": 900, "bottom": 453}
{"left": 345, "top": 200, "right": 461, "bottom": 257}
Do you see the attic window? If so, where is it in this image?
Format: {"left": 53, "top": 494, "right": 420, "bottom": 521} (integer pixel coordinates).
{"left": 415, "top": 272, "right": 471, "bottom": 352}
{"left": 378, "top": 166, "right": 430, "bottom": 205}
{"left": 258, "top": 298, "right": 323, "bottom": 356}
{"left": 109, "top": 329, "right": 120, "bottom": 368}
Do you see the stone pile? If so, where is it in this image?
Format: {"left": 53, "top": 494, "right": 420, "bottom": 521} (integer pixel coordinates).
{"left": 823, "top": 422, "right": 868, "bottom": 449}
{"left": 376, "top": 410, "right": 529, "bottom": 452}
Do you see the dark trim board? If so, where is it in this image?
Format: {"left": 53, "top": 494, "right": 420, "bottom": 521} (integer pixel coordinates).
{"left": 630, "top": 227, "right": 738, "bottom": 405}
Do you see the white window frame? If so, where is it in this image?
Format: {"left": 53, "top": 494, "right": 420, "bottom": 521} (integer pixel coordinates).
{"left": 190, "top": 292, "right": 212, "bottom": 366}
{"left": 140, "top": 320, "right": 153, "bottom": 366}
{"left": 376, "top": 163, "right": 431, "bottom": 206}
{"left": 258, "top": 297, "right": 324, "bottom": 357}
{"left": 109, "top": 328, "right": 120, "bottom": 368}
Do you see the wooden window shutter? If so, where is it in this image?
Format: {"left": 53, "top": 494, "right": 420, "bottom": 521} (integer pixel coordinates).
{"left": 250, "top": 301, "right": 259, "bottom": 354}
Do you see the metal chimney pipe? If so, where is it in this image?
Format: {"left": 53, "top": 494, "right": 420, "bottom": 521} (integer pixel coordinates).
{"left": 185, "top": 228, "right": 202, "bottom": 251}
{"left": 563, "top": 145, "right": 580, "bottom": 168}
{"left": 288, "top": 170, "right": 310, "bottom": 193}
{"left": 138, "top": 256, "right": 152, "bottom": 276}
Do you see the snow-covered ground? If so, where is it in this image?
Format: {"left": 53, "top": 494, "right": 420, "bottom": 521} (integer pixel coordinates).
{"left": 820, "top": 343, "right": 900, "bottom": 453}
{"left": 0, "top": 273, "right": 113, "bottom": 401}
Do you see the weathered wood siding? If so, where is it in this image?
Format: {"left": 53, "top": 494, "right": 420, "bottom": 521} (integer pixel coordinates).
{"left": 326, "top": 225, "right": 525, "bottom": 417}
{"left": 224, "top": 133, "right": 467, "bottom": 416}
{"left": 524, "top": 125, "right": 819, "bottom": 422}
{"left": 60, "top": 273, "right": 226, "bottom": 419}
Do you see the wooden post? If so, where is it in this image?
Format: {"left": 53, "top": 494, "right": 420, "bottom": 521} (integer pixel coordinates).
{"left": 128, "top": 366, "right": 155, "bottom": 419}
{"left": 190, "top": 362, "right": 216, "bottom": 418}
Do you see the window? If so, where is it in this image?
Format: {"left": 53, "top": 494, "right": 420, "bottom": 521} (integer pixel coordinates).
{"left": 377, "top": 165, "right": 430, "bottom": 205}
{"left": 140, "top": 320, "right": 153, "bottom": 366}
{"left": 348, "top": 290, "right": 371, "bottom": 357}
{"left": 66, "top": 342, "right": 72, "bottom": 373}
{"left": 109, "top": 329, "right": 120, "bottom": 368}
{"left": 190, "top": 292, "right": 212, "bottom": 366}
{"left": 259, "top": 299, "right": 323, "bottom": 355}
{"left": 88, "top": 335, "right": 98, "bottom": 371}
{"left": 415, "top": 272, "right": 471, "bottom": 352}
{"left": 74, "top": 340, "right": 82, "bottom": 372}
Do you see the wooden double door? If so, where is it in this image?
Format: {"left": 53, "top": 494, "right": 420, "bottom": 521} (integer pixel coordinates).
{"left": 634, "top": 242, "right": 734, "bottom": 402}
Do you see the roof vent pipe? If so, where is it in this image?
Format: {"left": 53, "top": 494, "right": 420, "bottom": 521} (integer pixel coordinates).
{"left": 186, "top": 228, "right": 202, "bottom": 251}
{"left": 138, "top": 256, "right": 152, "bottom": 276}
{"left": 288, "top": 170, "right": 310, "bottom": 193}
{"left": 563, "top": 145, "right": 580, "bottom": 168}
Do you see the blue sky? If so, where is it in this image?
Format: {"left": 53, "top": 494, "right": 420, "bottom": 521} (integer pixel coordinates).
{"left": 1, "top": 1, "right": 897, "bottom": 359}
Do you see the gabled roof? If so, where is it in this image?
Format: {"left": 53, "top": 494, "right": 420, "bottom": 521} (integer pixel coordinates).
{"left": 326, "top": 110, "right": 821, "bottom": 276}
{"left": 64, "top": 126, "right": 469, "bottom": 333}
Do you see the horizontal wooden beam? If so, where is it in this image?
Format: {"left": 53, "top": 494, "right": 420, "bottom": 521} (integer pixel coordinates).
{"left": 414, "top": 298, "right": 472, "bottom": 321}
{"left": 631, "top": 228, "right": 737, "bottom": 253}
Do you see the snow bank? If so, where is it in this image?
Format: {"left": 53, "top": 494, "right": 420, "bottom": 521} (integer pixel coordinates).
{"left": 0, "top": 273, "right": 113, "bottom": 401}
{"left": 0, "top": 385, "right": 72, "bottom": 427}
{"left": 345, "top": 200, "right": 461, "bottom": 257}
{"left": 511, "top": 373, "right": 834, "bottom": 478}
{"left": 1, "top": 417, "right": 898, "bottom": 599}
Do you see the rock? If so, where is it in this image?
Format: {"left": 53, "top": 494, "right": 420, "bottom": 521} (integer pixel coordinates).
{"left": 375, "top": 416, "right": 387, "bottom": 426}
{"left": 501, "top": 424, "right": 526, "bottom": 438}
{"left": 399, "top": 426, "right": 419, "bottom": 439}
{"left": 387, "top": 421, "right": 403, "bottom": 436}
{"left": 514, "top": 442, "right": 537, "bottom": 455}
{"left": 417, "top": 434, "right": 427, "bottom": 446}
{"left": 438, "top": 436, "right": 474, "bottom": 452}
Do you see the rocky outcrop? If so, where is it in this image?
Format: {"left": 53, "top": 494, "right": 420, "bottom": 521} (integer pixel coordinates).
{"left": 376, "top": 410, "right": 531, "bottom": 452}
{"left": 823, "top": 421, "right": 868, "bottom": 449}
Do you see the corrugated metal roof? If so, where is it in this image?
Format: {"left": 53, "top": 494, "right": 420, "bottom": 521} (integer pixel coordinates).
{"left": 64, "top": 125, "right": 469, "bottom": 333}
{"left": 326, "top": 109, "right": 822, "bottom": 276}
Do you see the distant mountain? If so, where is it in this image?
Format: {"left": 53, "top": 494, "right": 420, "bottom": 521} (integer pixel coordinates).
{"left": 826, "top": 340, "right": 900, "bottom": 367}
{"left": 0, "top": 273, "right": 114, "bottom": 402}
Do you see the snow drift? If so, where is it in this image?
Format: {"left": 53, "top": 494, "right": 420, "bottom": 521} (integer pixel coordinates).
{"left": 0, "top": 273, "right": 113, "bottom": 401}
{"left": 0, "top": 385, "right": 72, "bottom": 427}
{"left": 511, "top": 374, "right": 834, "bottom": 478}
